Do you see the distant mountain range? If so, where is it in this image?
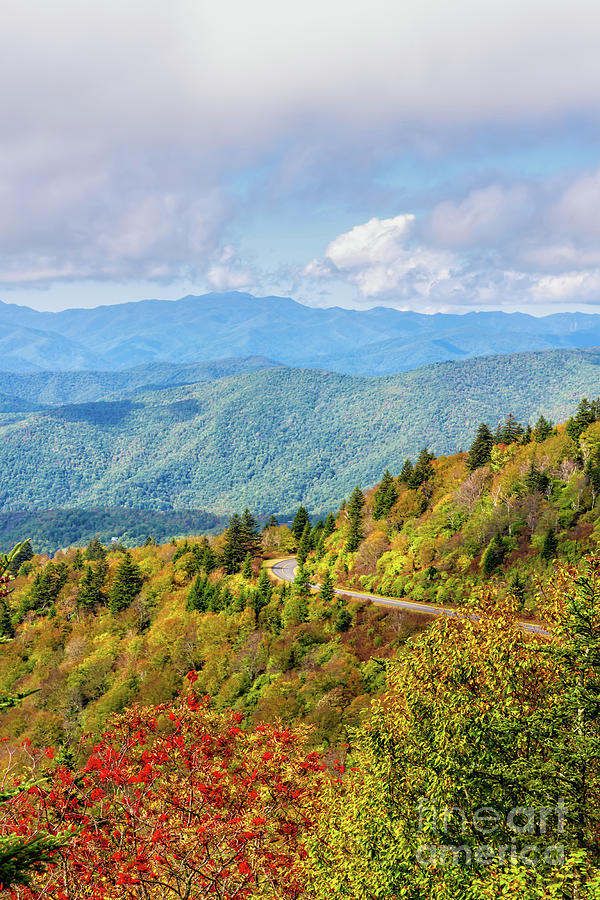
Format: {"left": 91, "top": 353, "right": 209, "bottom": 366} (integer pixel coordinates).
{"left": 1, "top": 348, "right": 600, "bottom": 515}
{"left": 4, "top": 291, "right": 600, "bottom": 374}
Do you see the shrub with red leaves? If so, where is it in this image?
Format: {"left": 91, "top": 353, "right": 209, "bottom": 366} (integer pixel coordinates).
{"left": 0, "top": 692, "right": 326, "bottom": 899}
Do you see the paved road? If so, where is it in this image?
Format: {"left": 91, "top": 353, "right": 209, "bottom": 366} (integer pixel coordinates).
{"left": 270, "top": 556, "right": 550, "bottom": 636}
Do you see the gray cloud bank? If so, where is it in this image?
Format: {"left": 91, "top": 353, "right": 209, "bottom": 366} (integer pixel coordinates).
{"left": 2, "top": 0, "right": 600, "bottom": 307}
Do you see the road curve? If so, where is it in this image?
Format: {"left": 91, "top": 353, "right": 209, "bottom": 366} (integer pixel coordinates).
{"left": 269, "top": 556, "right": 550, "bottom": 637}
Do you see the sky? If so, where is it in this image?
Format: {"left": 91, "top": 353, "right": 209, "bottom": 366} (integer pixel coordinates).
{"left": 2, "top": 0, "right": 600, "bottom": 314}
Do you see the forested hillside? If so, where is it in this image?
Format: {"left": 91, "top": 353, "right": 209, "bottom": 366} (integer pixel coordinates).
{"left": 0, "top": 508, "right": 228, "bottom": 555}
{"left": 5, "top": 405, "right": 600, "bottom": 897}
{"left": 0, "top": 524, "right": 422, "bottom": 752}
{"left": 303, "top": 398, "right": 600, "bottom": 612}
{"left": 0, "top": 356, "right": 277, "bottom": 405}
{"left": 2, "top": 348, "right": 600, "bottom": 517}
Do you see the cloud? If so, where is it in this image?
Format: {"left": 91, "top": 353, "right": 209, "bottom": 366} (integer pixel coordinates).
{"left": 305, "top": 215, "right": 456, "bottom": 300}
{"left": 427, "top": 185, "right": 534, "bottom": 248}
{"left": 2, "top": 1, "right": 600, "bottom": 297}
{"left": 206, "top": 246, "right": 255, "bottom": 291}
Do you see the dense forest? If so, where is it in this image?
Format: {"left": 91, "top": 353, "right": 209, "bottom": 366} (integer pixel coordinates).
{"left": 3, "top": 349, "right": 600, "bottom": 516}
{"left": 301, "top": 398, "right": 600, "bottom": 614}
{"left": 5, "top": 401, "right": 600, "bottom": 896}
{"left": 0, "top": 508, "right": 228, "bottom": 555}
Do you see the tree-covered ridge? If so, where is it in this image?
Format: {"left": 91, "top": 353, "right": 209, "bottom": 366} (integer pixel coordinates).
{"left": 0, "top": 508, "right": 230, "bottom": 555}
{"left": 7, "top": 289, "right": 600, "bottom": 374}
{"left": 303, "top": 399, "right": 600, "bottom": 612}
{"left": 0, "top": 524, "right": 423, "bottom": 753}
{"left": 4, "top": 558, "right": 600, "bottom": 897}
{"left": 4, "top": 349, "right": 600, "bottom": 515}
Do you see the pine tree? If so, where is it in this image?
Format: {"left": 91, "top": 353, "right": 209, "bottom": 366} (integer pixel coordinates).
{"left": 263, "top": 514, "right": 279, "bottom": 531}
{"left": 254, "top": 568, "right": 273, "bottom": 615}
{"left": 72, "top": 548, "right": 84, "bottom": 571}
{"left": 521, "top": 423, "right": 533, "bottom": 444}
{"left": 241, "top": 553, "right": 252, "bottom": 579}
{"left": 85, "top": 536, "right": 106, "bottom": 561}
{"left": 296, "top": 523, "right": 311, "bottom": 566}
{"left": 108, "top": 552, "right": 143, "bottom": 613}
{"left": 322, "top": 512, "right": 336, "bottom": 538}
{"left": 466, "top": 423, "right": 494, "bottom": 471}
{"left": 25, "top": 562, "right": 68, "bottom": 615}
{"left": 334, "top": 599, "right": 352, "bottom": 632}
{"left": 76, "top": 563, "right": 107, "bottom": 608}
{"left": 498, "top": 414, "right": 524, "bottom": 445}
{"left": 240, "top": 509, "right": 261, "bottom": 557}
{"left": 293, "top": 563, "right": 311, "bottom": 597}
{"left": 0, "top": 598, "right": 14, "bottom": 639}
{"left": 222, "top": 514, "right": 246, "bottom": 574}
{"left": 407, "top": 449, "right": 435, "bottom": 488}
{"left": 319, "top": 568, "right": 335, "bottom": 604}
{"left": 398, "top": 459, "right": 413, "bottom": 483}
{"left": 187, "top": 575, "right": 208, "bottom": 612}
{"left": 291, "top": 506, "right": 310, "bottom": 541}
{"left": 541, "top": 527, "right": 558, "bottom": 561}
{"left": 481, "top": 535, "right": 505, "bottom": 576}
{"left": 373, "top": 469, "right": 398, "bottom": 519}
{"left": 345, "top": 487, "right": 365, "bottom": 553}
{"left": 533, "top": 414, "right": 553, "bottom": 443}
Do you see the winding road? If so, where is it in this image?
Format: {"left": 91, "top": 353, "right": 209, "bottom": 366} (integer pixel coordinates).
{"left": 270, "top": 556, "right": 550, "bottom": 636}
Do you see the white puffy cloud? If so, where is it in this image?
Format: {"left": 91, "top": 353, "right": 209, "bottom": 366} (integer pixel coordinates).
{"left": 305, "top": 215, "right": 456, "bottom": 300}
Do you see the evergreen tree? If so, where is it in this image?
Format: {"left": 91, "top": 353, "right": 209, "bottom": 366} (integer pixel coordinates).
{"left": 523, "top": 458, "right": 551, "bottom": 494}
{"left": 144, "top": 535, "right": 157, "bottom": 546}
{"left": 566, "top": 396, "right": 600, "bottom": 441}
{"left": 373, "top": 470, "right": 399, "bottom": 520}
{"left": 24, "top": 562, "right": 68, "bottom": 615}
{"left": 291, "top": 506, "right": 310, "bottom": 541}
{"left": 319, "top": 568, "right": 335, "bottom": 604}
{"left": 222, "top": 514, "right": 246, "bottom": 574}
{"left": 533, "top": 414, "right": 553, "bottom": 443}
{"left": 398, "top": 459, "right": 413, "bottom": 483}
{"left": 481, "top": 534, "right": 505, "bottom": 576}
{"left": 497, "top": 413, "right": 524, "bottom": 444}
{"left": 254, "top": 567, "right": 273, "bottom": 615}
{"left": 0, "top": 598, "right": 14, "bottom": 639}
{"left": 201, "top": 544, "right": 217, "bottom": 574}
{"left": 240, "top": 508, "right": 261, "bottom": 557}
{"left": 241, "top": 553, "right": 252, "bottom": 579}
{"left": 293, "top": 563, "right": 311, "bottom": 598}
{"left": 407, "top": 449, "right": 435, "bottom": 488}
{"left": 322, "top": 512, "right": 336, "bottom": 538}
{"left": 541, "top": 527, "right": 558, "bottom": 561}
{"left": 521, "top": 423, "right": 533, "bottom": 444}
{"left": 508, "top": 570, "right": 527, "bottom": 607}
{"left": 187, "top": 574, "right": 208, "bottom": 612}
{"left": 296, "top": 523, "right": 311, "bottom": 566}
{"left": 72, "top": 548, "right": 84, "bottom": 571}
{"left": 85, "top": 536, "right": 106, "bottom": 561}
{"left": 334, "top": 599, "right": 352, "bottom": 632}
{"left": 76, "top": 562, "right": 107, "bottom": 608}
{"left": 108, "top": 552, "right": 143, "bottom": 613}
{"left": 263, "top": 514, "right": 279, "bottom": 531}
{"left": 466, "top": 423, "right": 494, "bottom": 470}
{"left": 345, "top": 487, "right": 365, "bottom": 553}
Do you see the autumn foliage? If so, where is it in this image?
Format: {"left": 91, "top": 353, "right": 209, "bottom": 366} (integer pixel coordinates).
{"left": 0, "top": 683, "right": 326, "bottom": 899}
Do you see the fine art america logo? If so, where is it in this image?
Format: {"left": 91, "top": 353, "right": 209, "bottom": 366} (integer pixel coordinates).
{"left": 416, "top": 799, "right": 566, "bottom": 869}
